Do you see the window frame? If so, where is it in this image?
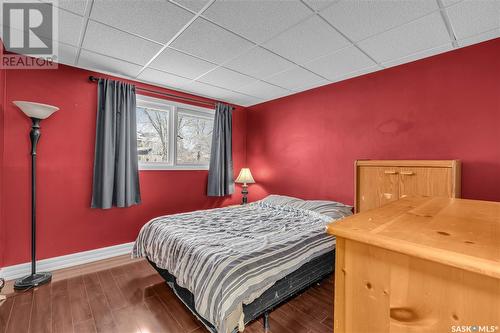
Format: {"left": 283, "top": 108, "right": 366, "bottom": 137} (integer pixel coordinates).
{"left": 136, "top": 95, "right": 214, "bottom": 171}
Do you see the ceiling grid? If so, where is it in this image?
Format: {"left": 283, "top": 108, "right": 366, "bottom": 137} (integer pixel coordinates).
{"left": 19, "top": 0, "right": 500, "bottom": 106}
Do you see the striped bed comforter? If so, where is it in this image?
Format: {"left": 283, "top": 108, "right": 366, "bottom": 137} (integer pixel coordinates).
{"left": 132, "top": 200, "right": 342, "bottom": 333}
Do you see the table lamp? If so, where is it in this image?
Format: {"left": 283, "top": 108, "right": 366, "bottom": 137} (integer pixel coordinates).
{"left": 235, "top": 168, "right": 255, "bottom": 204}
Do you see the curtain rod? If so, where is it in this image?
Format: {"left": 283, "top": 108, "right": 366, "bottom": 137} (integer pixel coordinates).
{"left": 88, "top": 76, "right": 232, "bottom": 109}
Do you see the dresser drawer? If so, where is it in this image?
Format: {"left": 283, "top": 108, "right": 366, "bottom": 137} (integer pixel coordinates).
{"left": 334, "top": 238, "right": 500, "bottom": 333}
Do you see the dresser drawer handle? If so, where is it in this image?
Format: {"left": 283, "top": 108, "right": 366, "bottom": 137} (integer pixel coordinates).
{"left": 400, "top": 171, "right": 415, "bottom": 175}
{"left": 384, "top": 170, "right": 398, "bottom": 174}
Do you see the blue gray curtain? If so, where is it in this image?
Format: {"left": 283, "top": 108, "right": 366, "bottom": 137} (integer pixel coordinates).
{"left": 91, "top": 78, "right": 141, "bottom": 209}
{"left": 207, "top": 103, "right": 234, "bottom": 196}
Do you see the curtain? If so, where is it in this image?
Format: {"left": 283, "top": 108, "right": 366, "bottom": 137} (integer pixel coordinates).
{"left": 207, "top": 103, "right": 234, "bottom": 196}
{"left": 91, "top": 78, "right": 141, "bottom": 209}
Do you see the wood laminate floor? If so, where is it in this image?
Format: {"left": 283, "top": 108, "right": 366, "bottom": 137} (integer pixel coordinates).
{"left": 0, "top": 258, "right": 333, "bottom": 333}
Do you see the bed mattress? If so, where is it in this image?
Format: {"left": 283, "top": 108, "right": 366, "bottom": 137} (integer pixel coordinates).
{"left": 148, "top": 250, "right": 334, "bottom": 333}
{"left": 133, "top": 200, "right": 347, "bottom": 332}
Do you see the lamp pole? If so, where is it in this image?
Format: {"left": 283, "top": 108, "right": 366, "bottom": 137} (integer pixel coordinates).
{"left": 30, "top": 118, "right": 40, "bottom": 277}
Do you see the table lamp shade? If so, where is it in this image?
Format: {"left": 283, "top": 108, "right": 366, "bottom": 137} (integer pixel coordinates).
{"left": 14, "top": 101, "right": 59, "bottom": 119}
{"left": 235, "top": 168, "right": 255, "bottom": 184}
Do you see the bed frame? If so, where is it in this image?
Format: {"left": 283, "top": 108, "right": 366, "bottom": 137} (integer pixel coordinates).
{"left": 148, "top": 250, "right": 334, "bottom": 332}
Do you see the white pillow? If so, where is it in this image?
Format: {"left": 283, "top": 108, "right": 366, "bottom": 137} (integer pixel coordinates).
{"left": 259, "top": 194, "right": 304, "bottom": 206}
{"left": 293, "top": 200, "right": 353, "bottom": 218}
{"left": 259, "top": 195, "right": 353, "bottom": 218}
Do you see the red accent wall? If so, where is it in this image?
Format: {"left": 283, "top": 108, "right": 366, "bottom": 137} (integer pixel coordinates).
{"left": 3, "top": 39, "right": 500, "bottom": 267}
{"left": 0, "top": 42, "right": 6, "bottom": 268}
{"left": 246, "top": 38, "right": 500, "bottom": 205}
{"left": 2, "top": 62, "right": 246, "bottom": 266}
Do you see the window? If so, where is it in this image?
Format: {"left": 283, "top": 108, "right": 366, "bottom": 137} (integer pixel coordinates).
{"left": 176, "top": 110, "right": 213, "bottom": 165}
{"left": 137, "top": 106, "right": 170, "bottom": 163}
{"left": 136, "top": 95, "right": 214, "bottom": 170}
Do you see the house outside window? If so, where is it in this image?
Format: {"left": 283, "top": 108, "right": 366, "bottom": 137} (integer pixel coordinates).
{"left": 136, "top": 95, "right": 214, "bottom": 170}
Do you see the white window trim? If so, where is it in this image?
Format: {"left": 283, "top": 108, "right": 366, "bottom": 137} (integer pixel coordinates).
{"left": 136, "top": 95, "right": 214, "bottom": 171}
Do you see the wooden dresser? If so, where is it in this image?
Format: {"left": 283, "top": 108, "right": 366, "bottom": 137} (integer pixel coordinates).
{"left": 327, "top": 197, "right": 500, "bottom": 333}
{"left": 355, "top": 160, "right": 461, "bottom": 213}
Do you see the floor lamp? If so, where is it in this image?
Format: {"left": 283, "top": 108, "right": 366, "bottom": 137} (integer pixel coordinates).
{"left": 13, "top": 101, "right": 59, "bottom": 290}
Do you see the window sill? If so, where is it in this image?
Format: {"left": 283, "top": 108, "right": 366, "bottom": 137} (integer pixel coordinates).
{"left": 139, "top": 164, "right": 209, "bottom": 171}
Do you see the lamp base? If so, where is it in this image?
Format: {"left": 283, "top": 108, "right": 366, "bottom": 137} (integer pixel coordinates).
{"left": 241, "top": 184, "right": 249, "bottom": 205}
{"left": 14, "top": 272, "right": 52, "bottom": 290}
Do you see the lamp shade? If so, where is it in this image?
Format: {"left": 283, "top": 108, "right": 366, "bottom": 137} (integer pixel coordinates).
{"left": 13, "top": 101, "right": 59, "bottom": 119}
{"left": 235, "top": 168, "right": 255, "bottom": 184}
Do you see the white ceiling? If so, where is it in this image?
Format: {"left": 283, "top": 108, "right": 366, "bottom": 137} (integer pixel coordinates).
{"left": 9, "top": 0, "right": 500, "bottom": 106}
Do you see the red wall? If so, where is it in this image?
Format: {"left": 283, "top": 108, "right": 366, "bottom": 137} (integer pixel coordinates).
{"left": 2, "top": 62, "right": 246, "bottom": 266}
{"left": 0, "top": 43, "right": 6, "bottom": 268}
{"left": 246, "top": 38, "right": 500, "bottom": 205}
{"left": 3, "top": 38, "right": 500, "bottom": 267}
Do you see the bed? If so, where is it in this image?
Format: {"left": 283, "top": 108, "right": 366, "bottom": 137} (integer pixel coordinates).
{"left": 133, "top": 195, "right": 352, "bottom": 333}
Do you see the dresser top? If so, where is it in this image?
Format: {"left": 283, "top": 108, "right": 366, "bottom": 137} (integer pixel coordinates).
{"left": 327, "top": 197, "right": 500, "bottom": 279}
{"left": 355, "top": 159, "right": 460, "bottom": 167}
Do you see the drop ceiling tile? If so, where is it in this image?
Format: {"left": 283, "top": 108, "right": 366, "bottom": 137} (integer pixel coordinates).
{"left": 264, "top": 66, "right": 329, "bottom": 92}
{"left": 198, "top": 67, "right": 256, "bottom": 90}
{"left": 150, "top": 48, "right": 217, "bottom": 79}
{"left": 457, "top": 27, "right": 500, "bottom": 47}
{"left": 202, "top": 0, "right": 312, "bottom": 43}
{"left": 331, "top": 65, "right": 381, "bottom": 83}
{"left": 447, "top": 0, "right": 500, "bottom": 39}
{"left": 303, "top": 0, "right": 339, "bottom": 12}
{"left": 222, "top": 93, "right": 263, "bottom": 107}
{"left": 56, "top": 43, "right": 78, "bottom": 66}
{"left": 82, "top": 21, "right": 162, "bottom": 65}
{"left": 382, "top": 43, "right": 453, "bottom": 68}
{"left": 264, "top": 90, "right": 295, "bottom": 101}
{"left": 358, "top": 12, "right": 451, "bottom": 63}
{"left": 60, "top": 0, "right": 87, "bottom": 15}
{"left": 171, "top": 0, "right": 211, "bottom": 13}
{"left": 37, "top": 0, "right": 88, "bottom": 15}
{"left": 441, "top": 0, "right": 463, "bottom": 7}
{"left": 263, "top": 16, "right": 350, "bottom": 65}
{"left": 137, "top": 68, "right": 193, "bottom": 89}
{"left": 91, "top": 0, "right": 193, "bottom": 44}
{"left": 234, "top": 80, "right": 291, "bottom": 100}
{"left": 320, "top": 0, "right": 439, "bottom": 42}
{"left": 78, "top": 50, "right": 143, "bottom": 77}
{"left": 171, "top": 18, "right": 254, "bottom": 64}
{"left": 224, "top": 46, "right": 294, "bottom": 79}
{"left": 208, "top": 88, "right": 264, "bottom": 106}
{"left": 56, "top": 9, "right": 84, "bottom": 46}
{"left": 304, "top": 46, "right": 376, "bottom": 81}
{"left": 24, "top": 5, "right": 84, "bottom": 46}
{"left": 183, "top": 81, "right": 235, "bottom": 100}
